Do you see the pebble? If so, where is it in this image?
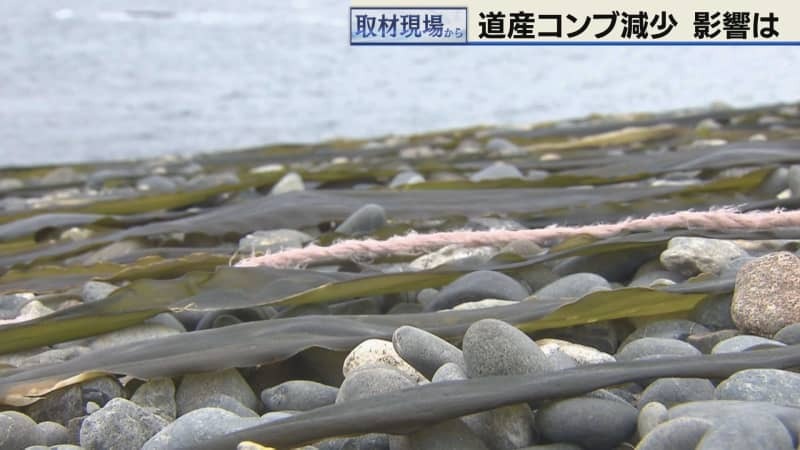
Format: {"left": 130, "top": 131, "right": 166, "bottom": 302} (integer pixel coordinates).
{"left": 269, "top": 172, "right": 304, "bottom": 195}
{"left": 536, "top": 338, "right": 615, "bottom": 366}
{"left": 409, "top": 245, "right": 499, "bottom": 271}
{"left": 80, "top": 398, "right": 169, "bottom": 450}
{"left": 26, "top": 384, "right": 85, "bottom": 425}
{"left": 533, "top": 273, "right": 611, "bottom": 301}
{"left": 636, "top": 416, "right": 712, "bottom": 450}
{"left": 176, "top": 368, "right": 260, "bottom": 416}
{"left": 261, "top": 380, "right": 338, "bottom": 411}
{"left": 432, "top": 362, "right": 467, "bottom": 382}
{"left": 637, "top": 401, "right": 669, "bottom": 438}
{"left": 731, "top": 252, "right": 800, "bottom": 336}
{"left": 405, "top": 419, "right": 489, "bottom": 450}
{"left": 638, "top": 378, "right": 715, "bottom": 407}
{"left": 687, "top": 329, "right": 740, "bottom": 354}
{"left": 710, "top": 335, "right": 785, "bottom": 354}
{"left": 773, "top": 322, "right": 800, "bottom": 344}
{"left": 450, "top": 299, "right": 517, "bottom": 311}
{"left": 392, "top": 326, "right": 465, "bottom": 378}
{"left": 238, "top": 229, "right": 313, "bottom": 255}
{"left": 689, "top": 294, "right": 735, "bottom": 330}
{"left": 425, "top": 271, "right": 528, "bottom": 311}
{"left": 462, "top": 319, "right": 552, "bottom": 378}
{"left": 80, "top": 377, "right": 124, "bottom": 409}
{"left": 38, "top": 421, "right": 70, "bottom": 446}
{"left": 389, "top": 171, "right": 425, "bottom": 188}
{"left": 696, "top": 411, "right": 793, "bottom": 450}
{"left": 660, "top": 237, "right": 747, "bottom": 276}
{"left": 0, "top": 411, "right": 47, "bottom": 448}
{"left": 335, "top": 203, "right": 387, "bottom": 236}
{"left": 615, "top": 337, "right": 701, "bottom": 362}
{"left": 536, "top": 397, "right": 637, "bottom": 449}
{"left": 336, "top": 367, "right": 415, "bottom": 403}
{"left": 469, "top": 161, "right": 523, "bottom": 182}
{"left": 142, "top": 407, "right": 261, "bottom": 450}
{"left": 715, "top": 369, "right": 800, "bottom": 407}
{"left": 0, "top": 293, "right": 33, "bottom": 319}
{"left": 130, "top": 378, "right": 177, "bottom": 420}
{"left": 620, "top": 320, "right": 708, "bottom": 348}
{"left": 342, "top": 339, "right": 426, "bottom": 383}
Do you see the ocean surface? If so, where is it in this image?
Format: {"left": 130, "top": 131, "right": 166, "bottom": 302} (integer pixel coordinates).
{"left": 2, "top": 0, "right": 800, "bottom": 167}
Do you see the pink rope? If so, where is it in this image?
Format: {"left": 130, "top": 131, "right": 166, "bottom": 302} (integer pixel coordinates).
{"left": 235, "top": 208, "right": 800, "bottom": 269}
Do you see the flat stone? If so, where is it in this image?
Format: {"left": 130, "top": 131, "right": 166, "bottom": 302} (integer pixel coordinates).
{"left": 536, "top": 338, "right": 615, "bottom": 366}
{"left": 130, "top": 378, "right": 177, "bottom": 420}
{"left": 638, "top": 378, "right": 715, "bottom": 407}
{"left": 80, "top": 398, "right": 169, "bottom": 450}
{"left": 690, "top": 294, "right": 736, "bottom": 330}
{"left": 176, "top": 368, "right": 259, "bottom": 416}
{"left": 269, "top": 172, "right": 304, "bottom": 195}
{"left": 696, "top": 412, "right": 793, "bottom": 450}
{"left": 425, "top": 271, "right": 528, "bottom": 311}
{"left": 336, "top": 367, "right": 416, "bottom": 403}
{"left": 660, "top": 237, "right": 746, "bottom": 276}
{"left": 637, "top": 416, "right": 712, "bottom": 450}
{"left": 536, "top": 397, "right": 637, "bottom": 449}
{"left": 463, "top": 319, "right": 552, "bottom": 378}
{"left": 0, "top": 411, "right": 47, "bottom": 448}
{"left": 533, "top": 273, "right": 611, "bottom": 301}
{"left": 142, "top": 407, "right": 261, "bottom": 450}
{"left": 261, "top": 380, "right": 338, "bottom": 411}
{"left": 469, "top": 161, "right": 523, "bottom": 182}
{"left": 393, "top": 326, "right": 465, "bottom": 379}
{"left": 715, "top": 369, "right": 800, "bottom": 407}
{"left": 731, "top": 252, "right": 800, "bottom": 336}
{"left": 335, "top": 204, "right": 386, "bottom": 236}
{"left": 711, "top": 335, "right": 785, "bottom": 354}
{"left": 616, "top": 337, "right": 701, "bottom": 362}
{"left": 637, "top": 401, "right": 669, "bottom": 439}
{"left": 343, "top": 339, "right": 426, "bottom": 383}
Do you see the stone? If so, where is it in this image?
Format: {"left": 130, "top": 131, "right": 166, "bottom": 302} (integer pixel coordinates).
{"left": 409, "top": 245, "right": 499, "bottom": 271}
{"left": 432, "top": 362, "right": 468, "bottom": 383}
{"left": 269, "top": 172, "right": 304, "bottom": 195}
{"left": 88, "top": 324, "right": 181, "bottom": 351}
{"left": 389, "top": 171, "right": 425, "bottom": 188}
{"left": 0, "top": 411, "right": 47, "bottom": 448}
{"left": 176, "top": 368, "right": 260, "bottom": 416}
{"left": 731, "top": 252, "right": 800, "bottom": 336}
{"left": 450, "top": 299, "right": 517, "bottom": 311}
{"left": 469, "top": 161, "right": 523, "bottom": 182}
{"left": 392, "top": 326, "right": 465, "bottom": 379}
{"left": 533, "top": 273, "right": 611, "bottom": 301}
{"left": 137, "top": 175, "right": 178, "bottom": 193}
{"left": 636, "top": 416, "right": 712, "bottom": 450}
{"left": 80, "top": 377, "right": 124, "bottom": 408}
{"left": 462, "top": 404, "right": 536, "bottom": 450}
{"left": 536, "top": 397, "right": 637, "bottom": 449}
{"left": 715, "top": 369, "right": 800, "bottom": 407}
{"left": 773, "top": 323, "right": 800, "bottom": 344}
{"left": 26, "top": 384, "right": 84, "bottom": 425}
{"left": 143, "top": 407, "right": 261, "bottom": 450}
{"left": 336, "top": 367, "right": 415, "bottom": 403}
{"left": 690, "top": 294, "right": 736, "bottom": 330}
{"left": 80, "top": 398, "right": 169, "bottom": 450}
{"left": 238, "top": 229, "right": 313, "bottom": 255}
{"left": 335, "top": 204, "right": 386, "bottom": 236}
{"left": 660, "top": 237, "right": 747, "bottom": 276}
{"left": 667, "top": 400, "right": 800, "bottom": 439}
{"left": 131, "top": 378, "right": 177, "bottom": 420}
{"left": 687, "top": 329, "right": 741, "bottom": 354}
{"left": 620, "top": 320, "right": 708, "bottom": 348}
{"left": 554, "top": 249, "right": 658, "bottom": 283}
{"left": 696, "top": 412, "right": 793, "bottom": 450}
{"left": 532, "top": 321, "right": 630, "bottom": 354}
{"left": 536, "top": 338, "right": 615, "bottom": 366}
{"left": 710, "top": 335, "right": 785, "bottom": 354}
{"left": 195, "top": 393, "right": 258, "bottom": 417}
{"left": 406, "top": 419, "right": 489, "bottom": 450}
{"left": 637, "top": 401, "right": 669, "bottom": 438}
{"left": 638, "top": 378, "right": 715, "bottom": 407}
{"left": 261, "top": 380, "right": 338, "bottom": 411}
{"left": 0, "top": 293, "right": 32, "bottom": 320}
{"left": 37, "top": 421, "right": 69, "bottom": 446}
{"left": 463, "top": 319, "right": 552, "bottom": 378}
{"left": 425, "top": 271, "right": 528, "bottom": 311}
{"left": 343, "top": 339, "right": 426, "bottom": 383}
{"left": 615, "top": 337, "right": 701, "bottom": 362}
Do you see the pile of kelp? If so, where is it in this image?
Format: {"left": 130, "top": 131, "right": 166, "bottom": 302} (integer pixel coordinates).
{"left": 1, "top": 102, "right": 800, "bottom": 448}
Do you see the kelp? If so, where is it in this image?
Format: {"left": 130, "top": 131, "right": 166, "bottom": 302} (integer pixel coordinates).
{"left": 0, "top": 286, "right": 707, "bottom": 405}
{"left": 196, "top": 345, "right": 800, "bottom": 450}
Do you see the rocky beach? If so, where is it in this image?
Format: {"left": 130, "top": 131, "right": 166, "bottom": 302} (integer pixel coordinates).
{"left": 2, "top": 102, "right": 800, "bottom": 449}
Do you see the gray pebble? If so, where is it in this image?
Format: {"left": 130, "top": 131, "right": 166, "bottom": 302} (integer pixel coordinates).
{"left": 620, "top": 320, "right": 708, "bottom": 348}
{"left": 176, "top": 368, "right": 259, "bottom": 416}
{"left": 637, "top": 401, "right": 668, "bottom": 439}
{"left": 392, "top": 326, "right": 465, "bottom": 378}
{"left": 81, "top": 281, "right": 118, "bottom": 303}
{"left": 336, "top": 367, "right": 415, "bottom": 403}
{"left": 637, "top": 416, "right": 712, "bottom": 450}
{"left": 463, "top": 319, "right": 552, "bottom": 378}
{"left": 0, "top": 411, "right": 47, "bottom": 448}
{"left": 687, "top": 329, "right": 740, "bottom": 354}
{"left": 26, "top": 384, "right": 84, "bottom": 425}
{"left": 696, "top": 412, "right": 793, "bottom": 450}
{"left": 432, "top": 362, "right": 467, "bottom": 383}
{"left": 536, "top": 397, "right": 637, "bottom": 449}
{"left": 690, "top": 294, "right": 736, "bottom": 330}
{"left": 80, "top": 398, "right": 169, "bottom": 450}
{"left": 715, "top": 369, "right": 800, "bottom": 407}
{"left": 639, "top": 378, "right": 715, "bottom": 407}
{"left": 37, "top": 421, "right": 69, "bottom": 446}
{"left": 773, "top": 323, "right": 800, "bottom": 344}
{"left": 668, "top": 400, "right": 800, "bottom": 439}
{"left": 270, "top": 172, "right": 304, "bottom": 195}
{"left": 534, "top": 273, "right": 611, "bottom": 301}
{"left": 261, "top": 380, "right": 338, "bottom": 411}
{"left": 469, "top": 161, "right": 523, "bottom": 182}
{"left": 415, "top": 288, "right": 438, "bottom": 307}
{"left": 143, "top": 407, "right": 261, "bottom": 450}
{"left": 131, "top": 378, "right": 177, "bottom": 420}
{"left": 406, "top": 419, "right": 489, "bottom": 450}
{"left": 660, "top": 237, "right": 746, "bottom": 276}
{"left": 711, "top": 335, "right": 785, "bottom": 354}
{"left": 194, "top": 393, "right": 258, "bottom": 417}
{"left": 426, "top": 271, "right": 528, "bottom": 311}
{"left": 616, "top": 337, "right": 701, "bottom": 362}
{"left": 335, "top": 204, "right": 386, "bottom": 236}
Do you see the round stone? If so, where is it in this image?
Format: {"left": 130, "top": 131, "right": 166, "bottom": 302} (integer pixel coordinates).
{"left": 533, "top": 273, "right": 611, "bottom": 301}
{"left": 715, "top": 369, "right": 800, "bottom": 407}
{"left": 731, "top": 252, "right": 800, "bottom": 336}
{"left": 660, "top": 237, "right": 746, "bottom": 276}
{"left": 638, "top": 378, "right": 715, "bottom": 407}
{"left": 261, "top": 380, "right": 338, "bottom": 411}
{"left": 637, "top": 401, "right": 668, "bottom": 438}
{"left": 392, "top": 326, "right": 465, "bottom": 379}
{"left": 343, "top": 338, "right": 426, "bottom": 383}
{"left": 335, "top": 204, "right": 386, "bottom": 236}
{"left": 637, "top": 416, "right": 712, "bottom": 450}
{"left": 462, "top": 319, "right": 552, "bottom": 378}
{"left": 336, "top": 367, "right": 415, "bottom": 403}
{"left": 710, "top": 335, "right": 785, "bottom": 354}
{"left": 616, "top": 337, "right": 701, "bottom": 362}
{"left": 425, "top": 271, "right": 528, "bottom": 311}
{"left": 536, "top": 397, "right": 637, "bottom": 449}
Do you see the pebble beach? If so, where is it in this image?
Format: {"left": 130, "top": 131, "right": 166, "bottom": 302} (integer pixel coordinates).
{"left": 2, "top": 102, "right": 800, "bottom": 449}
